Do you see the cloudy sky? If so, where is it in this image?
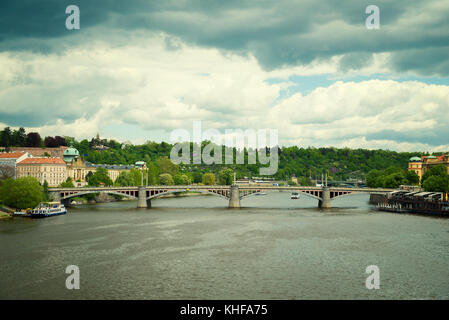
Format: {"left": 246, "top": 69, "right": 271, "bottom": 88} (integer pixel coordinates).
{"left": 0, "top": 0, "right": 448, "bottom": 151}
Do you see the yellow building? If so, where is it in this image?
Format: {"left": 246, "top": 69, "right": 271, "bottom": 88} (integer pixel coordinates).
{"left": 17, "top": 157, "right": 67, "bottom": 187}
{"left": 408, "top": 155, "right": 449, "bottom": 181}
{"left": 63, "top": 146, "right": 133, "bottom": 184}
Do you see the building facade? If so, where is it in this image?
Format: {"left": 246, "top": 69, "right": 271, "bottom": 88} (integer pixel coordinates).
{"left": 16, "top": 158, "right": 67, "bottom": 187}
{"left": 63, "top": 146, "right": 133, "bottom": 184}
{"left": 408, "top": 155, "right": 449, "bottom": 181}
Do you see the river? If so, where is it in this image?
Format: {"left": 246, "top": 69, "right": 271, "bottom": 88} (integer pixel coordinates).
{"left": 0, "top": 192, "right": 448, "bottom": 299}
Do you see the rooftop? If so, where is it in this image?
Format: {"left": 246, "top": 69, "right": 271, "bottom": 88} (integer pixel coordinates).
{"left": 0, "top": 152, "right": 27, "bottom": 159}
{"left": 19, "top": 158, "right": 66, "bottom": 165}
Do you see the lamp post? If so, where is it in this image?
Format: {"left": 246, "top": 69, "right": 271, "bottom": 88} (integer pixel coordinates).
{"left": 134, "top": 161, "right": 147, "bottom": 186}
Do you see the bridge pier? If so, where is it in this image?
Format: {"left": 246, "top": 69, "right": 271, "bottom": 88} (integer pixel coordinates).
{"left": 137, "top": 186, "right": 148, "bottom": 208}
{"left": 228, "top": 185, "right": 240, "bottom": 208}
{"left": 318, "top": 187, "right": 331, "bottom": 209}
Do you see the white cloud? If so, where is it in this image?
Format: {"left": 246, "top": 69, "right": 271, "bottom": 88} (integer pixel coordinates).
{"left": 0, "top": 32, "right": 448, "bottom": 152}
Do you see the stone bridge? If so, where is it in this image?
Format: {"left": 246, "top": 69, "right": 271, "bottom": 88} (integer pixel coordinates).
{"left": 49, "top": 185, "right": 394, "bottom": 209}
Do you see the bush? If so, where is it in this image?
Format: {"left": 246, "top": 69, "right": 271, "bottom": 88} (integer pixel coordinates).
{"left": 202, "top": 173, "right": 215, "bottom": 185}
{"left": 159, "top": 173, "right": 174, "bottom": 185}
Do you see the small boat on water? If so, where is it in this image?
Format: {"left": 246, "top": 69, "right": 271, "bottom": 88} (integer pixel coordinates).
{"left": 255, "top": 192, "right": 267, "bottom": 196}
{"left": 291, "top": 192, "right": 300, "bottom": 199}
{"left": 13, "top": 202, "right": 67, "bottom": 218}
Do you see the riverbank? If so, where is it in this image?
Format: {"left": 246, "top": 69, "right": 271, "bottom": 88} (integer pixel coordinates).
{"left": 0, "top": 212, "right": 11, "bottom": 219}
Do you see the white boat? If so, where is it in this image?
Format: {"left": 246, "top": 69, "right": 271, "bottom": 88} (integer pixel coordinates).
{"left": 291, "top": 192, "right": 300, "bottom": 199}
{"left": 28, "top": 202, "right": 67, "bottom": 218}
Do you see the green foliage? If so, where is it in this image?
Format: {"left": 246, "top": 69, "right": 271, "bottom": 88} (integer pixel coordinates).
{"left": 423, "top": 175, "right": 449, "bottom": 192}
{"left": 42, "top": 180, "right": 49, "bottom": 201}
{"left": 88, "top": 167, "right": 113, "bottom": 186}
{"left": 156, "top": 157, "right": 179, "bottom": 176}
{"left": 297, "top": 176, "right": 314, "bottom": 186}
{"left": 422, "top": 165, "right": 449, "bottom": 192}
{"left": 173, "top": 174, "right": 190, "bottom": 185}
{"left": 287, "top": 179, "right": 298, "bottom": 186}
{"left": 115, "top": 171, "right": 134, "bottom": 186}
{"left": 217, "top": 168, "right": 233, "bottom": 185}
{"left": 422, "top": 165, "right": 447, "bottom": 184}
{"left": 192, "top": 171, "right": 203, "bottom": 184}
{"left": 146, "top": 163, "right": 159, "bottom": 185}
{"left": 202, "top": 173, "right": 215, "bottom": 185}
{"left": 367, "top": 166, "right": 418, "bottom": 188}
{"left": 0, "top": 177, "right": 43, "bottom": 209}
{"left": 382, "top": 172, "right": 407, "bottom": 188}
{"left": 405, "top": 170, "right": 420, "bottom": 185}
{"left": 159, "top": 173, "right": 174, "bottom": 185}
{"left": 59, "top": 177, "right": 75, "bottom": 188}
{"left": 10, "top": 130, "right": 439, "bottom": 184}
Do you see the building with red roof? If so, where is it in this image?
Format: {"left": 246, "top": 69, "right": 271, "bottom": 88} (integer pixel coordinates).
{"left": 17, "top": 157, "right": 67, "bottom": 186}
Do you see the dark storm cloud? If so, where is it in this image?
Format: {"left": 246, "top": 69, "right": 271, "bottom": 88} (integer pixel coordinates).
{"left": 1, "top": 0, "right": 449, "bottom": 74}
{"left": 366, "top": 126, "right": 449, "bottom": 146}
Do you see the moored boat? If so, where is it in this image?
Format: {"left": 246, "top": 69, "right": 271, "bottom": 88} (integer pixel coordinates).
{"left": 14, "top": 202, "right": 67, "bottom": 218}
{"left": 29, "top": 202, "right": 67, "bottom": 218}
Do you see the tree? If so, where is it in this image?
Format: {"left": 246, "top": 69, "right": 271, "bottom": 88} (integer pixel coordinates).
{"left": 217, "top": 168, "right": 233, "bottom": 185}
{"left": 42, "top": 180, "right": 49, "bottom": 201}
{"left": 423, "top": 175, "right": 449, "bottom": 192}
{"left": 0, "top": 127, "right": 12, "bottom": 147}
{"left": 156, "top": 157, "right": 179, "bottom": 176}
{"left": 422, "top": 165, "right": 448, "bottom": 185}
{"left": 192, "top": 171, "right": 203, "bottom": 184}
{"left": 44, "top": 136, "right": 57, "bottom": 147}
{"left": 422, "top": 165, "right": 449, "bottom": 192}
{"left": 382, "top": 172, "right": 407, "bottom": 188}
{"left": 88, "top": 168, "right": 113, "bottom": 186}
{"left": 0, "top": 177, "right": 43, "bottom": 209}
{"left": 115, "top": 171, "right": 134, "bottom": 186}
{"left": 146, "top": 163, "right": 159, "bottom": 185}
{"left": 173, "top": 174, "right": 190, "bottom": 185}
{"left": 159, "top": 173, "right": 174, "bottom": 185}
{"left": 54, "top": 136, "right": 67, "bottom": 146}
{"left": 60, "top": 177, "right": 75, "bottom": 188}
{"left": 405, "top": 170, "right": 420, "bottom": 185}
{"left": 26, "top": 132, "right": 42, "bottom": 147}
{"left": 202, "top": 173, "right": 215, "bottom": 185}
{"left": 366, "top": 169, "right": 382, "bottom": 187}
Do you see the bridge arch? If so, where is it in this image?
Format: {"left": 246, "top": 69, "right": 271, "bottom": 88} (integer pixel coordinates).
{"left": 239, "top": 189, "right": 323, "bottom": 201}
{"left": 330, "top": 191, "right": 365, "bottom": 200}
{"left": 147, "top": 189, "right": 230, "bottom": 201}
{"left": 59, "top": 190, "right": 138, "bottom": 200}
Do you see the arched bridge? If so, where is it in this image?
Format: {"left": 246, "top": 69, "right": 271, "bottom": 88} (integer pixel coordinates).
{"left": 49, "top": 185, "right": 394, "bottom": 209}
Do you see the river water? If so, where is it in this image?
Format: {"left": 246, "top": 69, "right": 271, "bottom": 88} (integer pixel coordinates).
{"left": 0, "top": 192, "right": 448, "bottom": 300}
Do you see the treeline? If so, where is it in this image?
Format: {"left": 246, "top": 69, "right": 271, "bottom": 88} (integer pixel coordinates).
{"left": 3, "top": 127, "right": 446, "bottom": 182}
{"left": 366, "top": 167, "right": 420, "bottom": 188}
{"left": 68, "top": 137, "right": 434, "bottom": 181}
{"left": 60, "top": 161, "right": 231, "bottom": 187}
{"left": 0, "top": 127, "right": 67, "bottom": 148}
{"left": 367, "top": 164, "right": 449, "bottom": 192}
